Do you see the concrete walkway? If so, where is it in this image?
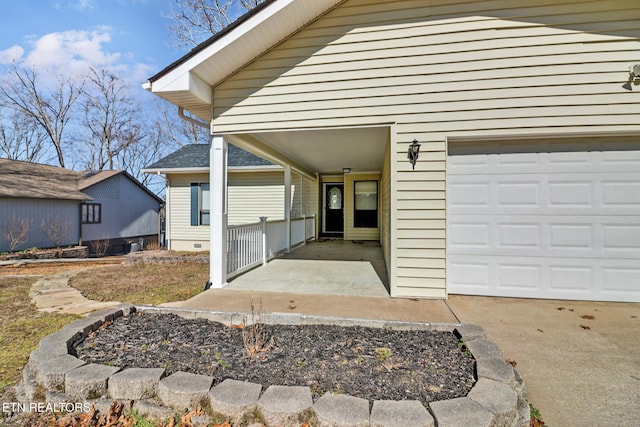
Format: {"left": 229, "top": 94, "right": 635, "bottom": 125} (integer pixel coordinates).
{"left": 28, "top": 270, "right": 120, "bottom": 315}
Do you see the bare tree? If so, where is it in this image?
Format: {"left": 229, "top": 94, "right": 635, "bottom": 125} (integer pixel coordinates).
{"left": 0, "top": 64, "right": 84, "bottom": 168}
{"left": 40, "top": 217, "right": 71, "bottom": 248}
{"left": 3, "top": 217, "right": 31, "bottom": 252}
{"left": 0, "top": 108, "right": 47, "bottom": 163}
{"left": 169, "top": 0, "right": 266, "bottom": 48}
{"left": 82, "top": 68, "right": 142, "bottom": 170}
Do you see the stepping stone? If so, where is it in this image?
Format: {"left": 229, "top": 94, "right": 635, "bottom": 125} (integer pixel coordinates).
{"left": 157, "top": 371, "right": 213, "bottom": 410}
{"left": 65, "top": 363, "right": 120, "bottom": 400}
{"left": 208, "top": 379, "right": 262, "bottom": 423}
{"left": 108, "top": 367, "right": 165, "bottom": 400}
{"left": 257, "top": 385, "right": 313, "bottom": 427}
{"left": 314, "top": 392, "right": 370, "bottom": 427}
{"left": 370, "top": 400, "right": 434, "bottom": 427}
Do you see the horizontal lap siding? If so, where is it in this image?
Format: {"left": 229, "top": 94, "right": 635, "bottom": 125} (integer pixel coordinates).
{"left": 168, "top": 174, "right": 210, "bottom": 249}
{"left": 213, "top": 0, "right": 640, "bottom": 298}
{"left": 228, "top": 171, "right": 285, "bottom": 224}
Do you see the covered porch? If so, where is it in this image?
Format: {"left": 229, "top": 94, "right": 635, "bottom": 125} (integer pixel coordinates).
{"left": 227, "top": 239, "right": 389, "bottom": 297}
{"left": 208, "top": 125, "right": 394, "bottom": 295}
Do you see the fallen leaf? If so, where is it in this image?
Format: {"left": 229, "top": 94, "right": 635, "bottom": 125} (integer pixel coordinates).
{"left": 579, "top": 324, "right": 591, "bottom": 330}
{"left": 556, "top": 307, "right": 565, "bottom": 311}
{"left": 537, "top": 328, "right": 544, "bottom": 333}
{"left": 288, "top": 305, "right": 297, "bottom": 310}
{"left": 505, "top": 359, "right": 517, "bottom": 367}
{"left": 580, "top": 314, "right": 595, "bottom": 320}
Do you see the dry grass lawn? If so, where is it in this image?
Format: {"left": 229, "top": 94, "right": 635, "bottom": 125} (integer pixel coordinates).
{"left": 70, "top": 262, "right": 208, "bottom": 306}
{"left": 0, "top": 260, "right": 208, "bottom": 400}
{"left": 0, "top": 276, "right": 80, "bottom": 394}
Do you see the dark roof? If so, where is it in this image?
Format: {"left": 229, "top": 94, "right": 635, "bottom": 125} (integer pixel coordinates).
{"left": 0, "top": 158, "right": 162, "bottom": 203}
{"left": 148, "top": 0, "right": 277, "bottom": 83}
{"left": 144, "top": 144, "right": 274, "bottom": 170}
{"left": 0, "top": 158, "right": 91, "bottom": 201}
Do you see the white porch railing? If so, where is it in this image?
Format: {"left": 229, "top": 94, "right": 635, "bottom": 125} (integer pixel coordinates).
{"left": 226, "top": 215, "right": 316, "bottom": 279}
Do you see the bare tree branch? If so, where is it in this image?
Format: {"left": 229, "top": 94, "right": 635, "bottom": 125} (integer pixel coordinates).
{"left": 82, "top": 68, "right": 142, "bottom": 170}
{"left": 0, "top": 64, "right": 84, "bottom": 167}
{"left": 0, "top": 108, "right": 48, "bottom": 163}
{"left": 168, "top": 0, "right": 266, "bottom": 48}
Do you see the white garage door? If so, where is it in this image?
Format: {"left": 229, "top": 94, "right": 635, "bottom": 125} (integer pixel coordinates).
{"left": 447, "top": 138, "right": 640, "bottom": 302}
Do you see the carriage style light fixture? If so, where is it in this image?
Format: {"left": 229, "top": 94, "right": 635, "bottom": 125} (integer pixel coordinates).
{"left": 407, "top": 139, "right": 421, "bottom": 170}
{"left": 623, "top": 64, "right": 640, "bottom": 91}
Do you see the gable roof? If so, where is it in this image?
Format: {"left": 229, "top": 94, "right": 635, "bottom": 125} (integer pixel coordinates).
{"left": 143, "top": 0, "right": 343, "bottom": 121}
{"left": 0, "top": 158, "right": 161, "bottom": 203}
{"left": 0, "top": 158, "right": 91, "bottom": 201}
{"left": 142, "top": 144, "right": 277, "bottom": 173}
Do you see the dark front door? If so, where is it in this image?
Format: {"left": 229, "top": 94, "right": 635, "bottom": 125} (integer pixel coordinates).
{"left": 325, "top": 183, "right": 344, "bottom": 233}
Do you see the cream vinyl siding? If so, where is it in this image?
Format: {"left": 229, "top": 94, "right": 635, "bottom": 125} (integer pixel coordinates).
{"left": 167, "top": 171, "right": 316, "bottom": 251}
{"left": 228, "top": 171, "right": 285, "bottom": 224}
{"left": 213, "top": 0, "right": 640, "bottom": 297}
{"left": 167, "top": 173, "right": 210, "bottom": 250}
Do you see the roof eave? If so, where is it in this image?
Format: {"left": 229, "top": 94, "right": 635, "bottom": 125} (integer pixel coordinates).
{"left": 143, "top": 0, "right": 344, "bottom": 120}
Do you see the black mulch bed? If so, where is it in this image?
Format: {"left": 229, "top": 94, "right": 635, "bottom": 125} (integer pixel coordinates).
{"left": 73, "top": 312, "right": 476, "bottom": 405}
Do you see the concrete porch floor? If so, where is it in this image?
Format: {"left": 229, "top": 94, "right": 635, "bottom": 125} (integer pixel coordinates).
{"left": 225, "top": 239, "right": 390, "bottom": 297}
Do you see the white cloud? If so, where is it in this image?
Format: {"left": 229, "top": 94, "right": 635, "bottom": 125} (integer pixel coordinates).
{"left": 0, "top": 45, "right": 25, "bottom": 64}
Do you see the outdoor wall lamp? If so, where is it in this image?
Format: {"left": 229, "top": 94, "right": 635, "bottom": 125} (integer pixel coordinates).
{"left": 622, "top": 64, "right": 640, "bottom": 91}
{"left": 343, "top": 167, "right": 351, "bottom": 173}
{"left": 407, "top": 139, "right": 421, "bottom": 170}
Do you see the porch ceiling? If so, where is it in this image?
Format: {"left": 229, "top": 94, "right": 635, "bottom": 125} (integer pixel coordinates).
{"left": 230, "top": 126, "right": 388, "bottom": 176}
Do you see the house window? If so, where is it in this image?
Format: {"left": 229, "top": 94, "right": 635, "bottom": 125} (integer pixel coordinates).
{"left": 191, "top": 183, "right": 210, "bottom": 226}
{"left": 82, "top": 203, "right": 101, "bottom": 224}
{"left": 354, "top": 181, "right": 378, "bottom": 228}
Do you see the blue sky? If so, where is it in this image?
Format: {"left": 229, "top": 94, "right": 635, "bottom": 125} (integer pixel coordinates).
{"left": 0, "top": 0, "right": 187, "bottom": 93}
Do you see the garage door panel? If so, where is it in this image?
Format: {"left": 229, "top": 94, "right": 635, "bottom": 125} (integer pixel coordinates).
{"left": 447, "top": 138, "right": 640, "bottom": 302}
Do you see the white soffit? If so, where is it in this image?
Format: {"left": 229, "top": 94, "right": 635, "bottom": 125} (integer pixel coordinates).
{"left": 146, "top": 0, "right": 343, "bottom": 106}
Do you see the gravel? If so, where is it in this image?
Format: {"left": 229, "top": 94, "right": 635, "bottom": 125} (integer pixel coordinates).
{"left": 73, "top": 312, "right": 476, "bottom": 404}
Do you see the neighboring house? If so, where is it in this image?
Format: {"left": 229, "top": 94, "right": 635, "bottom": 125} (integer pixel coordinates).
{"left": 144, "top": 0, "right": 640, "bottom": 303}
{"left": 0, "top": 158, "right": 162, "bottom": 254}
{"left": 143, "top": 143, "right": 316, "bottom": 251}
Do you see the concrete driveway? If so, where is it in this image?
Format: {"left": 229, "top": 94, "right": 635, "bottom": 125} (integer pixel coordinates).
{"left": 447, "top": 295, "right": 640, "bottom": 427}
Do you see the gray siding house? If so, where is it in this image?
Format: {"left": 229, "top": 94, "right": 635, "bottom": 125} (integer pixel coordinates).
{"left": 0, "top": 158, "right": 162, "bottom": 254}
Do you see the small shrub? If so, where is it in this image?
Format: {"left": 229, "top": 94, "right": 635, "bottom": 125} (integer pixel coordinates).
{"left": 90, "top": 239, "right": 110, "bottom": 257}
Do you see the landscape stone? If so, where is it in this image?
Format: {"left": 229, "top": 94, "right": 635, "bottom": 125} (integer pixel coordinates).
{"left": 65, "top": 363, "right": 120, "bottom": 400}
{"left": 257, "top": 385, "right": 314, "bottom": 427}
{"left": 208, "top": 379, "right": 262, "bottom": 422}
{"left": 465, "top": 338, "right": 504, "bottom": 360}
{"left": 87, "top": 306, "right": 124, "bottom": 323}
{"left": 133, "top": 399, "right": 175, "bottom": 420}
{"left": 157, "top": 371, "right": 213, "bottom": 410}
{"left": 61, "top": 317, "right": 104, "bottom": 337}
{"left": 37, "top": 330, "right": 75, "bottom": 356}
{"left": 108, "top": 367, "right": 165, "bottom": 400}
{"left": 455, "top": 324, "right": 487, "bottom": 341}
{"left": 370, "top": 400, "right": 434, "bottom": 427}
{"left": 468, "top": 378, "right": 518, "bottom": 426}
{"left": 36, "top": 354, "right": 86, "bottom": 392}
{"left": 476, "top": 357, "right": 516, "bottom": 386}
{"left": 429, "top": 397, "right": 493, "bottom": 427}
{"left": 313, "top": 393, "right": 370, "bottom": 427}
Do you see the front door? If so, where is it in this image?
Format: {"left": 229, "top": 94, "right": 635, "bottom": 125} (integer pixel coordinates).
{"left": 324, "top": 183, "right": 344, "bottom": 234}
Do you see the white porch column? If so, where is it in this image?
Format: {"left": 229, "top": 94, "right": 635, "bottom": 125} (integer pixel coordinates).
{"left": 209, "top": 135, "right": 228, "bottom": 288}
{"left": 284, "top": 164, "right": 291, "bottom": 253}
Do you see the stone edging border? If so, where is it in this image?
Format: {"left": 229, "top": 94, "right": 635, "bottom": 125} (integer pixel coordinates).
{"left": 18, "top": 304, "right": 530, "bottom": 427}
